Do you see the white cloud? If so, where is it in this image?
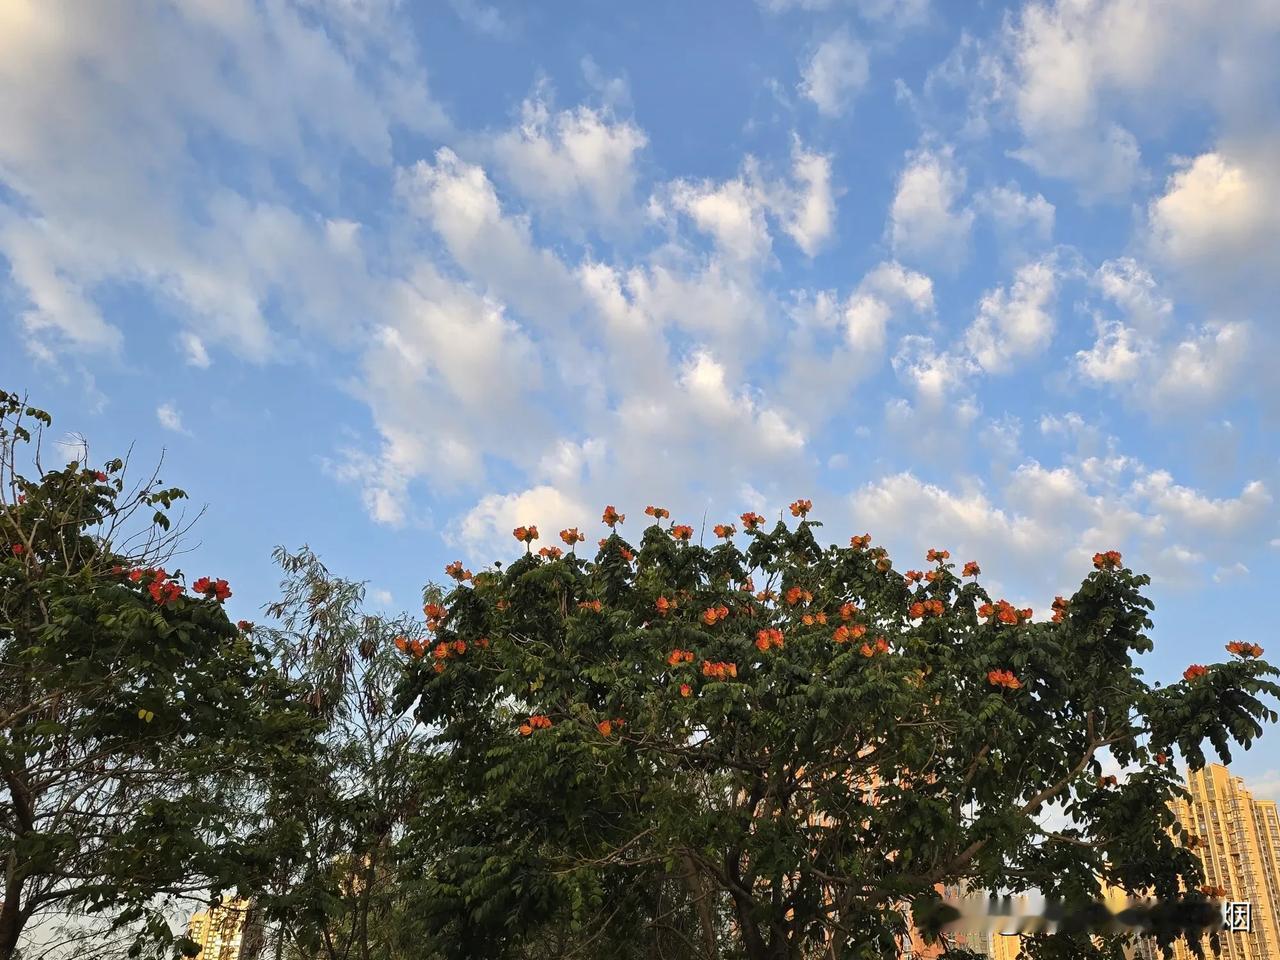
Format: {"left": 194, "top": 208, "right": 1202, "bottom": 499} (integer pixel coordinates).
{"left": 177, "top": 331, "right": 211, "bottom": 369}
{"left": 761, "top": 0, "right": 930, "bottom": 23}
{"left": 371, "top": 588, "right": 394, "bottom": 606}
{"left": 888, "top": 146, "right": 974, "bottom": 268}
{"left": 1212, "top": 562, "right": 1249, "bottom": 583}
{"left": 1148, "top": 149, "right": 1280, "bottom": 300}
{"left": 776, "top": 143, "right": 836, "bottom": 256}
{"left": 799, "top": 31, "right": 870, "bottom": 117}
{"left": 1092, "top": 258, "right": 1171, "bottom": 334}
{"left": 399, "top": 148, "right": 583, "bottom": 329}
{"left": 974, "top": 182, "right": 1054, "bottom": 253}
{"left": 1252, "top": 770, "right": 1280, "bottom": 801}
{"left": 0, "top": 0, "right": 444, "bottom": 359}
{"left": 661, "top": 142, "right": 837, "bottom": 261}
{"left": 1149, "top": 322, "right": 1251, "bottom": 406}
{"left": 964, "top": 256, "right": 1058, "bottom": 372}
{"left": 156, "top": 403, "right": 189, "bottom": 435}
{"left": 492, "top": 91, "right": 648, "bottom": 228}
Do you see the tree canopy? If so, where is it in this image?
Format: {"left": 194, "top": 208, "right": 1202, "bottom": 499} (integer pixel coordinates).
{"left": 397, "top": 505, "right": 1278, "bottom": 959}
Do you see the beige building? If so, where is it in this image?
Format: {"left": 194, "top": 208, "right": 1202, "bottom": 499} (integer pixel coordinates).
{"left": 185, "top": 897, "right": 264, "bottom": 960}
{"left": 1169, "top": 764, "right": 1280, "bottom": 960}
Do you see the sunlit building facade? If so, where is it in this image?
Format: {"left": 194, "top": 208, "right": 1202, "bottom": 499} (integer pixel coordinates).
{"left": 185, "top": 897, "right": 264, "bottom": 960}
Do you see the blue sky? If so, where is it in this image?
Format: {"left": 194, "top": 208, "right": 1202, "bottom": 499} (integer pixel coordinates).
{"left": 2, "top": 0, "right": 1279, "bottom": 789}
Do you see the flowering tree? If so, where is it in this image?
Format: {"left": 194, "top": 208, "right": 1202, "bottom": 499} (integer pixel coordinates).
{"left": 0, "top": 391, "right": 313, "bottom": 960}
{"left": 399, "top": 503, "right": 1278, "bottom": 959}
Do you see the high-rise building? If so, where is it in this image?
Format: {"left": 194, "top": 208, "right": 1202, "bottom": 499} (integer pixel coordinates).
{"left": 1169, "top": 764, "right": 1280, "bottom": 960}
{"left": 185, "top": 897, "right": 264, "bottom": 960}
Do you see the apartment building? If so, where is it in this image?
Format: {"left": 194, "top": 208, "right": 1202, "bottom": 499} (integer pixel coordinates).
{"left": 185, "top": 897, "right": 264, "bottom": 960}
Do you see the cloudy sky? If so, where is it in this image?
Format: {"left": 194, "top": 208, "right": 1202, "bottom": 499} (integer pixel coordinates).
{"left": 3, "top": 1, "right": 1279, "bottom": 787}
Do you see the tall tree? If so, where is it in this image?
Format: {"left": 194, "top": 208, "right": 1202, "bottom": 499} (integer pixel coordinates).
{"left": 253, "top": 547, "right": 436, "bottom": 960}
{"left": 397, "top": 504, "right": 1279, "bottom": 959}
{"left": 0, "top": 390, "right": 314, "bottom": 960}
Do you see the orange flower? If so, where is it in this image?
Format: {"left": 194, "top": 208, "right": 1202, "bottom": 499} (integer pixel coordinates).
{"left": 602, "top": 505, "right": 625, "bottom": 527}
{"left": 644, "top": 505, "right": 670, "bottom": 520}
{"left": 802, "top": 613, "right": 813, "bottom": 626}
{"left": 832, "top": 625, "right": 850, "bottom": 644}
{"left": 394, "top": 636, "right": 408, "bottom": 652}
{"left": 433, "top": 642, "right": 450, "bottom": 660}
{"left": 478, "top": 637, "right": 490, "bottom": 649}
{"left": 620, "top": 547, "right": 634, "bottom": 562}
{"left": 656, "top": 596, "right": 673, "bottom": 615}
{"left": 849, "top": 623, "right": 866, "bottom": 639}
{"left": 1226, "top": 641, "right": 1264, "bottom": 658}
{"left": 713, "top": 523, "right": 736, "bottom": 539}
{"left": 977, "top": 603, "right": 994, "bottom": 618}
{"left": 578, "top": 599, "right": 603, "bottom": 613}
{"left": 789, "top": 498, "right": 813, "bottom": 518}
{"left": 815, "top": 611, "right": 827, "bottom": 624}
{"left": 859, "top": 643, "right": 874, "bottom": 657}
{"left": 1051, "top": 596, "right": 1068, "bottom": 623}
{"left": 598, "top": 538, "right": 608, "bottom": 549}
{"left": 740, "top": 512, "right": 765, "bottom": 530}
{"left": 904, "top": 570, "right": 923, "bottom": 584}
{"left": 445, "top": 560, "right": 469, "bottom": 580}
{"left": 529, "top": 714, "right": 552, "bottom": 729}
{"left": 987, "top": 669, "right": 1021, "bottom": 690}
{"left": 670, "top": 525, "right": 693, "bottom": 541}
{"left": 755, "top": 627, "right": 784, "bottom": 651}
{"left": 1092, "top": 550, "right": 1122, "bottom": 570}
{"left": 875, "top": 637, "right": 889, "bottom": 654}
{"left": 926, "top": 548, "right": 951, "bottom": 562}
{"left": 702, "top": 607, "right": 721, "bottom": 626}
{"left": 668, "top": 649, "right": 695, "bottom": 666}
{"left": 1183, "top": 664, "right": 1208, "bottom": 681}
{"left": 424, "top": 602, "right": 447, "bottom": 620}
{"left": 840, "top": 602, "right": 858, "bottom": 621}
{"left": 1155, "top": 752, "right": 1167, "bottom": 764}
{"left": 411, "top": 639, "right": 425, "bottom": 658}
{"left": 849, "top": 534, "right": 871, "bottom": 549}
{"left": 925, "top": 570, "right": 938, "bottom": 583}
{"left": 875, "top": 558, "right": 891, "bottom": 573}
{"left": 560, "top": 527, "right": 586, "bottom": 546}
{"left": 962, "top": 561, "right": 980, "bottom": 577}
{"left": 452, "top": 639, "right": 467, "bottom": 655}
{"left": 925, "top": 599, "right": 944, "bottom": 616}
{"left": 519, "top": 723, "right": 533, "bottom": 736}
{"left": 433, "top": 661, "right": 446, "bottom": 674}
{"left": 538, "top": 546, "right": 563, "bottom": 559}
{"left": 513, "top": 526, "right": 528, "bottom": 542}
{"left": 701, "top": 660, "right": 737, "bottom": 680}
{"left": 784, "top": 586, "right": 812, "bottom": 607}
{"left": 908, "top": 602, "right": 925, "bottom": 620}
{"left": 679, "top": 683, "right": 692, "bottom": 698}
{"left": 597, "top": 720, "right": 614, "bottom": 737}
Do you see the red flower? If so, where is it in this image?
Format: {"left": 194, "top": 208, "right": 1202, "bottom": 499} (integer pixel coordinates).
{"left": 679, "top": 683, "right": 692, "bottom": 698}
{"left": 93, "top": 471, "right": 107, "bottom": 482}
{"left": 560, "top": 527, "right": 585, "bottom": 546}
{"left": 10, "top": 544, "right": 23, "bottom": 556}
{"left": 962, "top": 561, "right": 980, "bottom": 577}
{"left": 1183, "top": 664, "right": 1208, "bottom": 681}
{"left": 394, "top": 636, "right": 408, "bottom": 652}
{"left": 597, "top": 719, "right": 614, "bottom": 737}
{"left": 740, "top": 512, "right": 765, "bottom": 531}
{"left": 789, "top": 498, "right": 812, "bottom": 518}
{"left": 602, "top": 505, "right": 625, "bottom": 527}
{"left": 433, "top": 661, "right": 446, "bottom": 673}
{"left": 908, "top": 602, "right": 925, "bottom": 620}
{"left": 193, "top": 577, "right": 231, "bottom": 602}
{"left": 977, "top": 603, "right": 994, "bottom": 618}
{"left": 538, "top": 545, "right": 563, "bottom": 559}
{"left": 644, "top": 505, "right": 670, "bottom": 520}
{"left": 1155, "top": 752, "right": 1168, "bottom": 764}
{"left": 1051, "top": 596, "right": 1069, "bottom": 623}
{"left": 713, "top": 523, "right": 736, "bottom": 539}
{"left": 452, "top": 639, "right": 467, "bottom": 655}
{"left": 875, "top": 636, "right": 889, "bottom": 654}
{"left": 1092, "top": 550, "right": 1123, "bottom": 571}
{"left": 670, "top": 525, "right": 693, "bottom": 541}
{"left": 193, "top": 576, "right": 211, "bottom": 594}
{"left": 656, "top": 596, "right": 673, "bottom": 615}
{"left": 237, "top": 620, "right": 253, "bottom": 632}
{"left": 619, "top": 547, "right": 634, "bottom": 562}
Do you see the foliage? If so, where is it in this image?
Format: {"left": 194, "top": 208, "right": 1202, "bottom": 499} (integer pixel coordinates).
{"left": 0, "top": 390, "right": 314, "bottom": 960}
{"left": 397, "top": 505, "right": 1279, "bottom": 959}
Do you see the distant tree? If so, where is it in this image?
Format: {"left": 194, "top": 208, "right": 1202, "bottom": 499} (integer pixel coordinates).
{"left": 397, "top": 504, "right": 1279, "bottom": 960}
{"left": 252, "top": 547, "right": 437, "bottom": 960}
{"left": 0, "top": 389, "right": 314, "bottom": 960}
